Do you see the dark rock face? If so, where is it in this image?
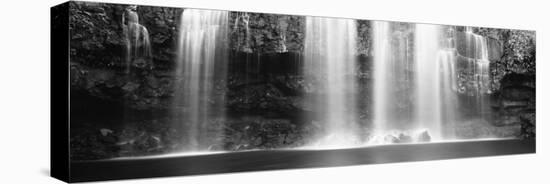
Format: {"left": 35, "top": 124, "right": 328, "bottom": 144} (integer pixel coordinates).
{"left": 228, "top": 13, "right": 374, "bottom": 56}
{"left": 487, "top": 37, "right": 504, "bottom": 61}
{"left": 356, "top": 20, "right": 373, "bottom": 56}
{"left": 70, "top": 62, "right": 174, "bottom": 110}
{"left": 69, "top": 2, "right": 535, "bottom": 112}
{"left": 491, "top": 73, "right": 535, "bottom": 138}
{"left": 69, "top": 2, "right": 126, "bottom": 68}
{"left": 500, "top": 72, "right": 536, "bottom": 89}
{"left": 68, "top": 2, "right": 180, "bottom": 110}
{"left": 136, "top": 6, "right": 181, "bottom": 68}
{"left": 69, "top": 1, "right": 181, "bottom": 69}
{"left": 221, "top": 117, "right": 309, "bottom": 150}
{"left": 226, "top": 81, "right": 299, "bottom": 116}
{"left": 70, "top": 118, "right": 183, "bottom": 160}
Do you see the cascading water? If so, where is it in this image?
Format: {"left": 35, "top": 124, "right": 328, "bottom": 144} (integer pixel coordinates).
{"left": 233, "top": 12, "right": 251, "bottom": 52}
{"left": 304, "top": 17, "right": 359, "bottom": 147}
{"left": 464, "top": 27, "right": 491, "bottom": 115}
{"left": 372, "top": 22, "right": 459, "bottom": 143}
{"left": 438, "top": 27, "right": 459, "bottom": 139}
{"left": 278, "top": 17, "right": 289, "bottom": 53}
{"left": 173, "top": 9, "right": 229, "bottom": 151}
{"left": 371, "top": 21, "right": 391, "bottom": 137}
{"left": 414, "top": 24, "right": 444, "bottom": 140}
{"left": 372, "top": 21, "right": 432, "bottom": 144}
{"left": 122, "top": 5, "right": 152, "bottom": 73}
{"left": 370, "top": 23, "right": 497, "bottom": 143}
{"left": 414, "top": 24, "right": 459, "bottom": 140}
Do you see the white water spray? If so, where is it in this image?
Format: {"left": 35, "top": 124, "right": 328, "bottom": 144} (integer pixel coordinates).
{"left": 304, "top": 17, "right": 359, "bottom": 147}
{"left": 174, "top": 9, "right": 229, "bottom": 151}
{"left": 122, "top": 6, "right": 152, "bottom": 73}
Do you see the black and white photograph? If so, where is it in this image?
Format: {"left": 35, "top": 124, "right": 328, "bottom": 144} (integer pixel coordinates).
{"left": 48, "top": 1, "right": 539, "bottom": 181}
{"left": 48, "top": 2, "right": 536, "bottom": 181}
{"left": 2, "top": 0, "right": 549, "bottom": 183}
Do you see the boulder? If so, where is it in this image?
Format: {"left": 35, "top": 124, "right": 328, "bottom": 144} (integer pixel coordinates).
{"left": 417, "top": 131, "right": 431, "bottom": 142}
{"left": 384, "top": 135, "right": 399, "bottom": 143}
{"left": 397, "top": 133, "right": 413, "bottom": 143}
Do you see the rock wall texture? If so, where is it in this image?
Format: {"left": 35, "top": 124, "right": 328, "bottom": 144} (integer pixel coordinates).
{"left": 68, "top": 1, "right": 536, "bottom": 113}
{"left": 69, "top": 1, "right": 536, "bottom": 118}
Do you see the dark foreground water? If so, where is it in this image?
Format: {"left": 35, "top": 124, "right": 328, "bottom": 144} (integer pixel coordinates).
{"left": 70, "top": 139, "right": 534, "bottom": 182}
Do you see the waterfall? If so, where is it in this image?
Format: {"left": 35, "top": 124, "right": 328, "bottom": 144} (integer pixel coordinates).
{"left": 414, "top": 24, "right": 459, "bottom": 140}
{"left": 437, "top": 49, "right": 458, "bottom": 139}
{"left": 414, "top": 24, "right": 443, "bottom": 140}
{"left": 364, "top": 23, "right": 463, "bottom": 143}
{"left": 122, "top": 6, "right": 152, "bottom": 73}
{"left": 278, "top": 17, "right": 289, "bottom": 53}
{"left": 463, "top": 27, "right": 491, "bottom": 116}
{"left": 304, "top": 17, "right": 359, "bottom": 147}
{"left": 174, "top": 9, "right": 229, "bottom": 151}
{"left": 233, "top": 12, "right": 251, "bottom": 52}
{"left": 371, "top": 21, "right": 422, "bottom": 144}
{"left": 465, "top": 27, "right": 490, "bottom": 94}
{"left": 372, "top": 21, "right": 391, "bottom": 137}
{"left": 370, "top": 23, "right": 496, "bottom": 143}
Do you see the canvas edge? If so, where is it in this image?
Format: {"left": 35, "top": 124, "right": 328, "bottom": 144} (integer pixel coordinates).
{"left": 51, "top": 1, "right": 71, "bottom": 183}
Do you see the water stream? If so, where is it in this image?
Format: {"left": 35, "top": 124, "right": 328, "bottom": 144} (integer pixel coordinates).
{"left": 173, "top": 9, "right": 229, "bottom": 151}
{"left": 122, "top": 6, "right": 152, "bottom": 73}
{"left": 303, "top": 17, "right": 359, "bottom": 147}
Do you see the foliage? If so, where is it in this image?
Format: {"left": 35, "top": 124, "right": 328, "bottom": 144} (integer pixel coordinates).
{"left": 501, "top": 30, "right": 536, "bottom": 73}
{"left": 470, "top": 27, "right": 535, "bottom": 74}
{"left": 474, "top": 27, "right": 535, "bottom": 90}
{"left": 489, "top": 29, "right": 535, "bottom": 90}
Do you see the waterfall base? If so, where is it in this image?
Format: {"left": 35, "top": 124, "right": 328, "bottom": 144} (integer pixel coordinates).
{"left": 70, "top": 139, "right": 534, "bottom": 182}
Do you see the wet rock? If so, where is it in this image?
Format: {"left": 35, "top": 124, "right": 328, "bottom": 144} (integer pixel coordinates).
{"left": 98, "top": 133, "right": 117, "bottom": 144}
{"left": 397, "top": 133, "right": 413, "bottom": 143}
{"left": 384, "top": 135, "right": 399, "bottom": 143}
{"left": 500, "top": 100, "right": 529, "bottom": 108}
{"left": 146, "top": 76, "right": 160, "bottom": 88}
{"left": 226, "top": 82, "right": 301, "bottom": 116}
{"left": 122, "top": 82, "right": 140, "bottom": 92}
{"left": 356, "top": 20, "right": 372, "bottom": 56}
{"left": 454, "top": 119, "right": 521, "bottom": 139}
{"left": 133, "top": 58, "right": 151, "bottom": 69}
{"left": 500, "top": 86, "right": 535, "bottom": 101}
{"left": 487, "top": 38, "right": 503, "bottom": 61}
{"left": 222, "top": 117, "right": 301, "bottom": 150}
{"left": 500, "top": 73, "right": 536, "bottom": 89}
{"left": 99, "top": 128, "right": 114, "bottom": 136}
{"left": 490, "top": 73, "right": 535, "bottom": 139}
{"left": 229, "top": 13, "right": 305, "bottom": 53}
{"left": 417, "top": 131, "right": 431, "bottom": 142}
{"left": 70, "top": 1, "right": 180, "bottom": 69}
{"left": 520, "top": 118, "right": 535, "bottom": 139}
{"left": 493, "top": 115, "right": 521, "bottom": 126}
{"left": 520, "top": 113, "right": 536, "bottom": 126}
{"left": 142, "top": 135, "right": 163, "bottom": 151}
